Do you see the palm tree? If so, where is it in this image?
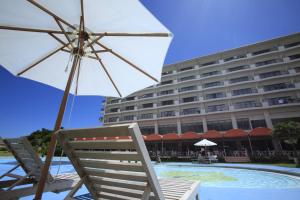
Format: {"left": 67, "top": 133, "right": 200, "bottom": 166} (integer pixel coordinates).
{"left": 273, "top": 121, "right": 300, "bottom": 167}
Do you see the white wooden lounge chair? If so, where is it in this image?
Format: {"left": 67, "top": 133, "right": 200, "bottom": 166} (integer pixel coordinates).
{"left": 0, "top": 137, "right": 80, "bottom": 199}
{"left": 57, "top": 123, "right": 200, "bottom": 200}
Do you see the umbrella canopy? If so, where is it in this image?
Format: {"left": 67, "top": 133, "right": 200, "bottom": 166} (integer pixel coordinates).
{"left": 194, "top": 139, "right": 217, "bottom": 147}
{"left": 0, "top": 0, "right": 172, "bottom": 97}
{"left": 0, "top": 1, "right": 172, "bottom": 199}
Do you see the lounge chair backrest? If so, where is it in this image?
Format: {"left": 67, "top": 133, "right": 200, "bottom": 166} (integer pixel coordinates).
{"left": 3, "top": 137, "right": 52, "bottom": 181}
{"left": 57, "top": 123, "right": 164, "bottom": 200}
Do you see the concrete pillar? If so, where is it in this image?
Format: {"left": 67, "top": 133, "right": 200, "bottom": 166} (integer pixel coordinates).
{"left": 231, "top": 114, "right": 238, "bottom": 129}
{"left": 202, "top": 117, "right": 208, "bottom": 132}
{"left": 154, "top": 122, "right": 159, "bottom": 134}
{"left": 177, "top": 119, "right": 182, "bottom": 134}
{"left": 264, "top": 111, "right": 273, "bottom": 129}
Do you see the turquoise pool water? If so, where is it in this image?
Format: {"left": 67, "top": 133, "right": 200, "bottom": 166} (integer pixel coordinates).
{"left": 1, "top": 157, "right": 300, "bottom": 200}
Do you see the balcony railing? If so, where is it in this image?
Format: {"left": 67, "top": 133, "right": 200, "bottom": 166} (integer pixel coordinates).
{"left": 205, "top": 93, "right": 226, "bottom": 100}
{"left": 259, "top": 71, "right": 288, "bottom": 79}
{"left": 268, "top": 97, "right": 300, "bottom": 106}
{"left": 180, "top": 97, "right": 198, "bottom": 104}
{"left": 255, "top": 58, "right": 283, "bottom": 67}
{"left": 179, "top": 86, "right": 197, "bottom": 93}
{"left": 223, "top": 54, "right": 247, "bottom": 62}
{"left": 234, "top": 101, "right": 262, "bottom": 109}
{"left": 231, "top": 88, "right": 258, "bottom": 96}
{"left": 204, "top": 81, "right": 224, "bottom": 88}
{"left": 158, "top": 111, "right": 176, "bottom": 118}
{"left": 138, "top": 114, "right": 154, "bottom": 120}
{"left": 263, "top": 83, "right": 295, "bottom": 92}
{"left": 206, "top": 105, "right": 229, "bottom": 113}
{"left": 227, "top": 65, "right": 250, "bottom": 73}
{"left": 284, "top": 41, "right": 300, "bottom": 49}
{"left": 180, "top": 108, "right": 201, "bottom": 115}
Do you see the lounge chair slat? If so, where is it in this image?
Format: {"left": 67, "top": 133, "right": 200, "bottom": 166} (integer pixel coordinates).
{"left": 69, "top": 140, "right": 135, "bottom": 150}
{"left": 91, "top": 177, "right": 147, "bottom": 191}
{"left": 75, "top": 150, "right": 140, "bottom": 161}
{"left": 98, "top": 192, "right": 140, "bottom": 200}
{"left": 95, "top": 185, "right": 143, "bottom": 199}
{"left": 84, "top": 168, "right": 147, "bottom": 182}
{"left": 61, "top": 126, "right": 130, "bottom": 139}
{"left": 80, "top": 159, "right": 144, "bottom": 172}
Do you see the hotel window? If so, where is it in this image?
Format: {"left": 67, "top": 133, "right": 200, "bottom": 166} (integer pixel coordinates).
{"left": 123, "top": 115, "right": 135, "bottom": 121}
{"left": 160, "top": 100, "right": 174, "bottom": 106}
{"left": 160, "top": 111, "right": 176, "bottom": 117}
{"left": 234, "top": 100, "right": 261, "bottom": 109}
{"left": 110, "top": 99, "right": 120, "bottom": 104}
{"left": 158, "top": 124, "right": 177, "bottom": 134}
{"left": 180, "top": 96, "right": 198, "bottom": 103}
{"left": 284, "top": 41, "right": 300, "bottom": 48}
{"left": 108, "top": 117, "right": 119, "bottom": 122}
{"left": 181, "top": 122, "right": 203, "bottom": 133}
{"left": 204, "top": 81, "right": 223, "bottom": 88}
{"left": 140, "top": 126, "right": 155, "bottom": 135}
{"left": 251, "top": 119, "right": 267, "bottom": 128}
{"left": 289, "top": 53, "right": 300, "bottom": 60}
{"left": 223, "top": 54, "right": 247, "bottom": 62}
{"left": 227, "top": 65, "right": 249, "bottom": 72}
{"left": 201, "top": 70, "right": 220, "bottom": 77}
{"left": 205, "top": 92, "right": 226, "bottom": 100}
{"left": 179, "top": 75, "right": 196, "bottom": 82}
{"left": 142, "top": 103, "right": 153, "bottom": 108}
{"left": 162, "top": 70, "right": 173, "bottom": 76}
{"left": 139, "top": 113, "right": 153, "bottom": 119}
{"left": 181, "top": 108, "right": 200, "bottom": 115}
{"left": 160, "top": 80, "right": 173, "bottom": 85}
{"left": 252, "top": 47, "right": 278, "bottom": 56}
{"left": 229, "top": 76, "right": 250, "bottom": 84}
{"left": 124, "top": 106, "right": 135, "bottom": 111}
{"left": 255, "top": 58, "right": 283, "bottom": 67}
{"left": 207, "top": 120, "right": 233, "bottom": 131}
{"left": 179, "top": 66, "right": 194, "bottom": 72}
{"left": 179, "top": 85, "right": 197, "bottom": 92}
{"left": 139, "top": 93, "right": 153, "bottom": 99}
{"left": 232, "top": 88, "right": 256, "bottom": 96}
{"left": 201, "top": 60, "right": 218, "bottom": 67}
{"left": 109, "top": 108, "right": 119, "bottom": 113}
{"left": 237, "top": 118, "right": 251, "bottom": 130}
{"left": 158, "top": 89, "right": 174, "bottom": 96}
{"left": 124, "top": 96, "right": 135, "bottom": 101}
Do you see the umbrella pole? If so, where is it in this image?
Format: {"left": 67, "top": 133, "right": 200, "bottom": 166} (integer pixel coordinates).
{"left": 34, "top": 54, "right": 80, "bottom": 200}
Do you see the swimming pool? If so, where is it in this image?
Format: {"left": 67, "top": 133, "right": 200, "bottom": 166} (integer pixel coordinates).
{"left": 1, "top": 157, "right": 300, "bottom": 200}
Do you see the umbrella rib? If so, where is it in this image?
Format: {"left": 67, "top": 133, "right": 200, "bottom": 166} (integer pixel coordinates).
{"left": 96, "top": 41, "right": 158, "bottom": 82}
{"left": 0, "top": 25, "right": 65, "bottom": 34}
{"left": 17, "top": 40, "right": 75, "bottom": 76}
{"left": 90, "top": 46, "right": 122, "bottom": 97}
{"left": 54, "top": 18, "right": 74, "bottom": 49}
{"left": 91, "top": 32, "right": 171, "bottom": 37}
{"left": 48, "top": 33, "right": 67, "bottom": 46}
{"left": 26, "top": 0, "right": 75, "bottom": 30}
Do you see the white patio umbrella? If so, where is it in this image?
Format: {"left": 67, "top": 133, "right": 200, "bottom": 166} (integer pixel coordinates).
{"left": 194, "top": 139, "right": 217, "bottom": 147}
{"left": 0, "top": 1, "right": 172, "bottom": 199}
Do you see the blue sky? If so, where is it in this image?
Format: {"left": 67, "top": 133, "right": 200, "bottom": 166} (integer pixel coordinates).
{"left": 1, "top": 0, "right": 300, "bottom": 137}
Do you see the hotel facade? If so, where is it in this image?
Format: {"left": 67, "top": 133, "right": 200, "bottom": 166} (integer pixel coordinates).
{"left": 101, "top": 33, "right": 300, "bottom": 138}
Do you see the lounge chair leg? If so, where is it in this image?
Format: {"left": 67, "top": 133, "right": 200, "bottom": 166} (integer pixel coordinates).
{"left": 0, "top": 164, "right": 20, "bottom": 180}
{"left": 64, "top": 179, "right": 84, "bottom": 200}
{"left": 7, "top": 171, "right": 34, "bottom": 191}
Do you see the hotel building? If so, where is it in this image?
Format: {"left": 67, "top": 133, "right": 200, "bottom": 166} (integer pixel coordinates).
{"left": 101, "top": 33, "right": 300, "bottom": 137}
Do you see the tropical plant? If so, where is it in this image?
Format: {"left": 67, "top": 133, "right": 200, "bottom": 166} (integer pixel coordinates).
{"left": 272, "top": 121, "right": 300, "bottom": 167}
